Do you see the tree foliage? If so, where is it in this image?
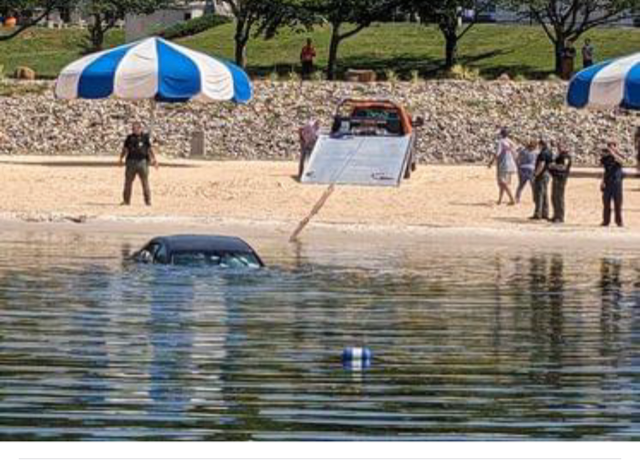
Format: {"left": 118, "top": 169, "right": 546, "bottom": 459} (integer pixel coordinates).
{"left": 402, "top": 0, "right": 495, "bottom": 69}
{"left": 79, "top": 0, "right": 176, "bottom": 51}
{"left": 0, "top": 0, "right": 71, "bottom": 42}
{"left": 302, "top": 0, "right": 398, "bottom": 79}
{"left": 159, "top": 13, "right": 230, "bottom": 40}
{"left": 220, "top": 0, "right": 305, "bottom": 68}
{"left": 504, "top": 0, "right": 640, "bottom": 73}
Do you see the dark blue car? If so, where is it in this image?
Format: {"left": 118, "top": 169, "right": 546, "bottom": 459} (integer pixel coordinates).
{"left": 135, "top": 235, "right": 264, "bottom": 268}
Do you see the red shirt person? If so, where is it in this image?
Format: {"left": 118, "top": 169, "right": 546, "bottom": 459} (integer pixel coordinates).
{"left": 300, "top": 38, "right": 316, "bottom": 79}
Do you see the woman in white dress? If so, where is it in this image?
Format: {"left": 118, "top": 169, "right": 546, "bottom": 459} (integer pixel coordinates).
{"left": 488, "top": 128, "right": 517, "bottom": 205}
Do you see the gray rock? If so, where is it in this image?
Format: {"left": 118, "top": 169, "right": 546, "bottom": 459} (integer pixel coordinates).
{"left": 0, "top": 80, "right": 636, "bottom": 165}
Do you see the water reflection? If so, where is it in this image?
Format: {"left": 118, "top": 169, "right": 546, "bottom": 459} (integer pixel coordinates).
{"left": 148, "top": 269, "right": 196, "bottom": 417}
{"left": 0, "top": 231, "right": 638, "bottom": 440}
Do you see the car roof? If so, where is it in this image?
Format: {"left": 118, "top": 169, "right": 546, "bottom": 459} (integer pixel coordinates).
{"left": 149, "top": 235, "right": 256, "bottom": 254}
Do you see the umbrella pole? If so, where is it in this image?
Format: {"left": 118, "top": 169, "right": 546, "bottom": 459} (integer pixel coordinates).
{"left": 149, "top": 99, "right": 157, "bottom": 139}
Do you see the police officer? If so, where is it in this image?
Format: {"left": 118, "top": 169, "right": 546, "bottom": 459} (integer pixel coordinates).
{"left": 548, "top": 144, "right": 572, "bottom": 224}
{"left": 531, "top": 139, "right": 553, "bottom": 220}
{"left": 600, "top": 142, "right": 626, "bottom": 227}
{"left": 119, "top": 122, "right": 158, "bottom": 206}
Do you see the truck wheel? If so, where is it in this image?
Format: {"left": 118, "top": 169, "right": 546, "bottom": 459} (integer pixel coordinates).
{"left": 404, "top": 162, "right": 412, "bottom": 179}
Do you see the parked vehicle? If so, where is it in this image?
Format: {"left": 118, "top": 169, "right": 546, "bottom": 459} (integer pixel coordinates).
{"left": 301, "top": 98, "right": 423, "bottom": 187}
{"left": 134, "top": 235, "right": 264, "bottom": 268}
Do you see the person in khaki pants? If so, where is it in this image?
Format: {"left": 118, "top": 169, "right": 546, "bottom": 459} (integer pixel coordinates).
{"left": 119, "top": 122, "right": 158, "bottom": 206}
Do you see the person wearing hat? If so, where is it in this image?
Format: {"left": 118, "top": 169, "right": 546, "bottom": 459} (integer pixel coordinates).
{"left": 531, "top": 139, "right": 553, "bottom": 220}
{"left": 119, "top": 121, "right": 158, "bottom": 206}
{"left": 600, "top": 142, "right": 626, "bottom": 227}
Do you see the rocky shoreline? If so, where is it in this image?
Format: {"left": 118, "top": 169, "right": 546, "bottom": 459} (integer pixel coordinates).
{"left": 0, "top": 80, "right": 637, "bottom": 164}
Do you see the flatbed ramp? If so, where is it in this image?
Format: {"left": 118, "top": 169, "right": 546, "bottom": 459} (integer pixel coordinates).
{"left": 301, "top": 134, "right": 413, "bottom": 187}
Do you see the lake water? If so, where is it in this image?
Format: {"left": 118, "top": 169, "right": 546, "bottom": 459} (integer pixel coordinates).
{"left": 0, "top": 228, "right": 639, "bottom": 441}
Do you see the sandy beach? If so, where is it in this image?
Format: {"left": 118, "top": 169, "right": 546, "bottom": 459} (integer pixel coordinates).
{"left": 2, "top": 155, "right": 640, "bottom": 250}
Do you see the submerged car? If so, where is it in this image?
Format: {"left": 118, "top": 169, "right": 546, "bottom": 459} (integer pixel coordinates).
{"left": 134, "top": 235, "right": 264, "bottom": 268}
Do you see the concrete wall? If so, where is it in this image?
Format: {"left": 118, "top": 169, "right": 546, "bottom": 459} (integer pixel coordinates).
{"left": 125, "top": 5, "right": 205, "bottom": 42}
{"left": 493, "top": 6, "right": 637, "bottom": 26}
{"left": 124, "top": 8, "right": 204, "bottom": 42}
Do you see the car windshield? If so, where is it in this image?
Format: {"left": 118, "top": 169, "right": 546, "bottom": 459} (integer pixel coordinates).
{"left": 332, "top": 105, "right": 404, "bottom": 137}
{"left": 170, "top": 251, "right": 261, "bottom": 268}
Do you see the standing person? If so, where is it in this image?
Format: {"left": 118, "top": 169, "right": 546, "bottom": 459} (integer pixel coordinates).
{"left": 582, "top": 38, "right": 595, "bottom": 69}
{"left": 548, "top": 144, "right": 572, "bottom": 224}
{"left": 515, "top": 140, "right": 538, "bottom": 203}
{"left": 600, "top": 142, "right": 626, "bottom": 227}
{"left": 298, "top": 119, "right": 320, "bottom": 180}
{"left": 300, "top": 38, "right": 316, "bottom": 80}
{"left": 531, "top": 139, "right": 553, "bottom": 220}
{"left": 487, "top": 128, "right": 517, "bottom": 205}
{"left": 561, "top": 39, "right": 577, "bottom": 80}
{"left": 119, "top": 121, "right": 158, "bottom": 206}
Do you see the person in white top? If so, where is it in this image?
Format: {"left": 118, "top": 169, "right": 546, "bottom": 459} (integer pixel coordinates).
{"left": 488, "top": 128, "right": 517, "bottom": 205}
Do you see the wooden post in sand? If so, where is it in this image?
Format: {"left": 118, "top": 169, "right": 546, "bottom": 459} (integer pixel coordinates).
{"left": 289, "top": 184, "right": 336, "bottom": 242}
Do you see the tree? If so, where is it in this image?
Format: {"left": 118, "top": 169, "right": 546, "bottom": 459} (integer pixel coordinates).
{"left": 0, "top": 0, "right": 70, "bottom": 42}
{"left": 79, "top": 0, "right": 175, "bottom": 51}
{"left": 505, "top": 0, "right": 640, "bottom": 75}
{"left": 303, "top": 0, "right": 397, "bottom": 80}
{"left": 403, "top": 0, "right": 495, "bottom": 70}
{"left": 220, "top": 0, "right": 304, "bottom": 68}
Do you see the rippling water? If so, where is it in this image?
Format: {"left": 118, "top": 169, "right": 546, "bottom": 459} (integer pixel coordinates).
{"left": 0, "top": 229, "right": 639, "bottom": 440}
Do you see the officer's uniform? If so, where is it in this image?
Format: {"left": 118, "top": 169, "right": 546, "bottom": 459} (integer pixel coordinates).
{"left": 601, "top": 153, "right": 624, "bottom": 227}
{"left": 549, "top": 152, "right": 572, "bottom": 223}
{"left": 123, "top": 133, "right": 152, "bottom": 205}
{"left": 532, "top": 148, "right": 552, "bottom": 219}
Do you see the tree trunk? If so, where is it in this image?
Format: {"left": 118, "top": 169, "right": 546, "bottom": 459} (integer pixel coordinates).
{"left": 234, "top": 39, "right": 248, "bottom": 68}
{"left": 554, "top": 39, "right": 564, "bottom": 76}
{"left": 234, "top": 20, "right": 248, "bottom": 68}
{"left": 444, "top": 34, "right": 458, "bottom": 69}
{"left": 60, "top": 6, "right": 71, "bottom": 24}
{"left": 89, "top": 14, "right": 105, "bottom": 51}
{"left": 327, "top": 25, "right": 341, "bottom": 81}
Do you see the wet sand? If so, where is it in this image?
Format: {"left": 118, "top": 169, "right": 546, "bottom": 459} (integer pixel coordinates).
{"left": 1, "top": 155, "right": 640, "bottom": 249}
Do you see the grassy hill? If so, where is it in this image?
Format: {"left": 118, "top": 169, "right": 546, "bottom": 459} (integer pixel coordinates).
{"left": 1, "top": 22, "right": 639, "bottom": 80}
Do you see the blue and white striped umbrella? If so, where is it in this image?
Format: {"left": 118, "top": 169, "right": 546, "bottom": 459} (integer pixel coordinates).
{"left": 567, "top": 52, "right": 640, "bottom": 110}
{"left": 55, "top": 37, "right": 252, "bottom": 103}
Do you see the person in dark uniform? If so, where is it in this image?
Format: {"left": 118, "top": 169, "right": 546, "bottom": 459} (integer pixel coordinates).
{"left": 600, "top": 142, "right": 626, "bottom": 227}
{"left": 531, "top": 139, "right": 552, "bottom": 220}
{"left": 561, "top": 40, "right": 577, "bottom": 80}
{"left": 548, "top": 144, "right": 572, "bottom": 224}
{"left": 119, "top": 122, "right": 158, "bottom": 206}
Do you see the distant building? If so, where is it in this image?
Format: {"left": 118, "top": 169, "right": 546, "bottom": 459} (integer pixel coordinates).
{"left": 125, "top": 1, "right": 232, "bottom": 43}
{"left": 487, "top": 4, "right": 638, "bottom": 27}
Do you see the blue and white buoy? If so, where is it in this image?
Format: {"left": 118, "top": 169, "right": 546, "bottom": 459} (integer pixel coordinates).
{"left": 342, "top": 347, "right": 372, "bottom": 370}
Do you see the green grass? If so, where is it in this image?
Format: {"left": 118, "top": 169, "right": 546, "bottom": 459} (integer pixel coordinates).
{"left": 0, "top": 81, "right": 50, "bottom": 96}
{"left": 1, "top": 22, "right": 639, "bottom": 79}
{"left": 0, "top": 27, "right": 124, "bottom": 79}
